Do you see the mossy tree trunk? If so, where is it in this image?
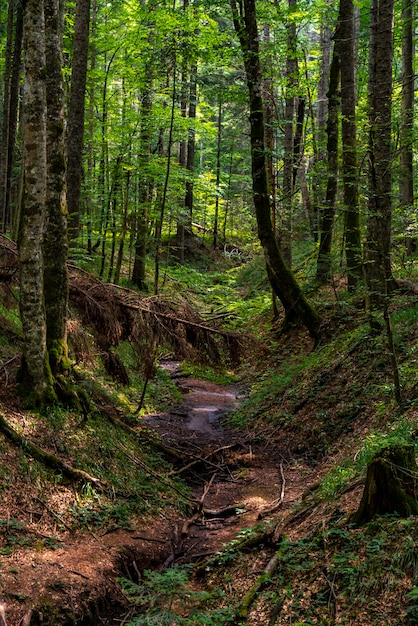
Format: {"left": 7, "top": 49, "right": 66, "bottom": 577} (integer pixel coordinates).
{"left": 351, "top": 445, "right": 418, "bottom": 525}
{"left": 19, "top": 0, "right": 69, "bottom": 405}
{"left": 44, "top": 0, "right": 69, "bottom": 375}
{"left": 19, "top": 0, "right": 56, "bottom": 405}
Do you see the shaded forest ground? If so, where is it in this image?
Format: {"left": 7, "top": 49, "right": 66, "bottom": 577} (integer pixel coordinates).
{"left": 0, "top": 240, "right": 417, "bottom": 624}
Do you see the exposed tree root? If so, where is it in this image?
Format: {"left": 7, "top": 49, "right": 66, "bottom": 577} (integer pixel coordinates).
{"left": 0, "top": 413, "right": 102, "bottom": 486}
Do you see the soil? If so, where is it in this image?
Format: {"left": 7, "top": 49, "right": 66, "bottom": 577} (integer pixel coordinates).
{"left": 0, "top": 363, "right": 323, "bottom": 625}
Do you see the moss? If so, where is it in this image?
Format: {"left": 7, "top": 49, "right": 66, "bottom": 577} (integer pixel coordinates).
{"left": 48, "top": 338, "right": 70, "bottom": 374}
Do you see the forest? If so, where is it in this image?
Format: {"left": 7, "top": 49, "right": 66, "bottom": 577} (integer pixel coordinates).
{"left": 0, "top": 0, "right": 417, "bottom": 623}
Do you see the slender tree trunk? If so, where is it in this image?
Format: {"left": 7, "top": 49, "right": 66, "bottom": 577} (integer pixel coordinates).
{"left": 365, "top": 0, "right": 396, "bottom": 311}
{"left": 0, "top": 0, "right": 15, "bottom": 232}
{"left": 66, "top": 0, "right": 91, "bottom": 245}
{"left": 281, "top": 0, "right": 298, "bottom": 267}
{"left": 316, "top": 36, "right": 340, "bottom": 284}
{"left": 400, "top": 0, "right": 414, "bottom": 221}
{"left": 1, "top": 0, "right": 23, "bottom": 234}
{"left": 185, "top": 63, "right": 196, "bottom": 229}
{"left": 114, "top": 169, "right": 131, "bottom": 284}
{"left": 339, "top": 0, "right": 362, "bottom": 289}
{"left": 132, "top": 83, "right": 153, "bottom": 290}
{"left": 311, "top": 18, "right": 332, "bottom": 241}
{"left": 231, "top": 0, "right": 321, "bottom": 340}
{"left": 213, "top": 96, "right": 222, "bottom": 249}
{"left": 86, "top": 0, "right": 97, "bottom": 255}
{"left": 154, "top": 65, "right": 177, "bottom": 295}
{"left": 43, "top": 0, "right": 69, "bottom": 374}
{"left": 262, "top": 23, "right": 277, "bottom": 237}
{"left": 19, "top": 0, "right": 55, "bottom": 403}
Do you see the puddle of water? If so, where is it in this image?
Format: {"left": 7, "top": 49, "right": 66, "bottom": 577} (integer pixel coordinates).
{"left": 187, "top": 406, "right": 222, "bottom": 434}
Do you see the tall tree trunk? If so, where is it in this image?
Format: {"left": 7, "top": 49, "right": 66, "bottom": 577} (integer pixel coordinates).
{"left": 213, "top": 95, "right": 222, "bottom": 249}
{"left": 131, "top": 79, "right": 153, "bottom": 290}
{"left": 365, "top": 0, "right": 396, "bottom": 312}
{"left": 0, "top": 0, "right": 16, "bottom": 232}
{"left": 316, "top": 36, "right": 340, "bottom": 285}
{"left": 262, "top": 23, "right": 277, "bottom": 237}
{"left": 19, "top": 0, "right": 55, "bottom": 404}
{"left": 231, "top": 0, "right": 321, "bottom": 340}
{"left": 0, "top": 0, "right": 23, "bottom": 234}
{"left": 43, "top": 0, "right": 69, "bottom": 375}
{"left": 400, "top": 0, "right": 414, "bottom": 226}
{"left": 311, "top": 17, "right": 332, "bottom": 241}
{"left": 281, "top": 0, "right": 298, "bottom": 267}
{"left": 66, "top": 0, "right": 91, "bottom": 245}
{"left": 339, "top": 0, "right": 362, "bottom": 289}
{"left": 185, "top": 63, "right": 196, "bottom": 230}
{"left": 154, "top": 66, "right": 177, "bottom": 295}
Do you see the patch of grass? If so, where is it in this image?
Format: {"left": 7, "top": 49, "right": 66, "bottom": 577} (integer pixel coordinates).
{"left": 180, "top": 361, "right": 239, "bottom": 385}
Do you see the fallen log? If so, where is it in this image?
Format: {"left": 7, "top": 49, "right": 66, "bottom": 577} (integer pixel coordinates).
{"left": 235, "top": 543, "right": 283, "bottom": 622}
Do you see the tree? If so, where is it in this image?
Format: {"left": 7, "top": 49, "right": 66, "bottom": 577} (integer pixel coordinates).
{"left": 0, "top": 0, "right": 23, "bottom": 234}
{"left": 231, "top": 0, "right": 321, "bottom": 340}
{"left": 19, "top": 0, "right": 68, "bottom": 404}
{"left": 364, "top": 0, "right": 396, "bottom": 312}
{"left": 316, "top": 25, "right": 340, "bottom": 285}
{"left": 339, "top": 0, "right": 362, "bottom": 289}
{"left": 399, "top": 0, "right": 414, "bottom": 231}
{"left": 44, "top": 0, "right": 69, "bottom": 374}
{"left": 281, "top": 0, "right": 298, "bottom": 267}
{"left": 19, "top": 0, "right": 55, "bottom": 403}
{"left": 66, "top": 0, "right": 91, "bottom": 245}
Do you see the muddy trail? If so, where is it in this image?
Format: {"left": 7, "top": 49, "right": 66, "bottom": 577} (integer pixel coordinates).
{"left": 1, "top": 364, "right": 318, "bottom": 626}
{"left": 141, "top": 363, "right": 315, "bottom": 567}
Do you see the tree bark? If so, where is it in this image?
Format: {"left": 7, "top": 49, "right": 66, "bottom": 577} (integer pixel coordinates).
{"left": 43, "top": 0, "right": 69, "bottom": 375}
{"left": 0, "top": 0, "right": 23, "bottom": 234}
{"left": 66, "top": 0, "right": 91, "bottom": 245}
{"left": 231, "top": 0, "right": 321, "bottom": 340}
{"left": 281, "top": 0, "right": 298, "bottom": 267}
{"left": 399, "top": 0, "right": 414, "bottom": 225}
{"left": 19, "top": 0, "right": 55, "bottom": 404}
{"left": 364, "top": 0, "right": 396, "bottom": 311}
{"left": 316, "top": 33, "right": 340, "bottom": 285}
{"left": 338, "top": 0, "right": 362, "bottom": 289}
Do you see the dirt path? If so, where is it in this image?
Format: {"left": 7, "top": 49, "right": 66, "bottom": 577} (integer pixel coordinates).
{"left": 1, "top": 366, "right": 316, "bottom": 625}
{"left": 143, "top": 364, "right": 315, "bottom": 564}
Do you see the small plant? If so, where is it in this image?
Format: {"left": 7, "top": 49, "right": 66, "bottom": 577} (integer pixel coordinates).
{"left": 119, "top": 566, "right": 234, "bottom": 625}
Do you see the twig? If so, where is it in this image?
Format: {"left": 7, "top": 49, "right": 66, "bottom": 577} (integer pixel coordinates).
{"left": 258, "top": 462, "right": 286, "bottom": 520}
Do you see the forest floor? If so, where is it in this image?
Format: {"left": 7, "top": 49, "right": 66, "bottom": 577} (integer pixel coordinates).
{"left": 0, "top": 363, "right": 318, "bottom": 624}
{"left": 0, "top": 261, "right": 417, "bottom": 625}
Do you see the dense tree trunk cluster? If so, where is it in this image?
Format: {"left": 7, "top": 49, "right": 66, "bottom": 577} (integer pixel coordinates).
{"left": 0, "top": 0, "right": 415, "bottom": 397}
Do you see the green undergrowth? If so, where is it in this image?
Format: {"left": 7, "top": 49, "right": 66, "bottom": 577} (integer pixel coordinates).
{"left": 227, "top": 297, "right": 418, "bottom": 457}
{"left": 252, "top": 515, "right": 418, "bottom": 625}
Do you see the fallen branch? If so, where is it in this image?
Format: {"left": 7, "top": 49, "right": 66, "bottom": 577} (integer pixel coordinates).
{"left": 235, "top": 545, "right": 283, "bottom": 622}
{"left": 169, "top": 444, "right": 236, "bottom": 476}
{"left": 0, "top": 414, "right": 102, "bottom": 486}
